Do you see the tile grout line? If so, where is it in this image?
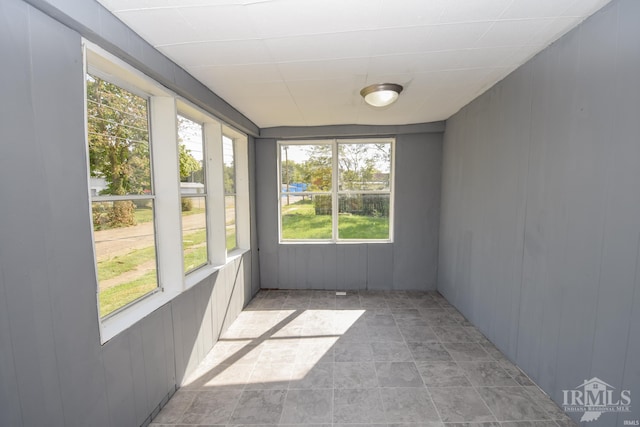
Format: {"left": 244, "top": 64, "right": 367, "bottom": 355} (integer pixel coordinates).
{"left": 158, "top": 290, "right": 572, "bottom": 426}
{"left": 394, "top": 296, "right": 445, "bottom": 426}
{"left": 458, "top": 316, "right": 502, "bottom": 425}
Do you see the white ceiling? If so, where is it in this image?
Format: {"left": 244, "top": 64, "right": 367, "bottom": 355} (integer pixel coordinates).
{"left": 98, "top": 0, "right": 611, "bottom": 128}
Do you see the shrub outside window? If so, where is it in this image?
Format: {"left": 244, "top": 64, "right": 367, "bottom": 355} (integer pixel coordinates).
{"left": 279, "top": 139, "right": 394, "bottom": 242}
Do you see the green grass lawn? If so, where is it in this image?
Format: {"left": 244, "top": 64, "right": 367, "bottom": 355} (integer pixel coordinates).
{"left": 282, "top": 207, "right": 333, "bottom": 239}
{"left": 184, "top": 245, "right": 208, "bottom": 272}
{"left": 97, "top": 245, "right": 157, "bottom": 281}
{"left": 98, "top": 226, "right": 239, "bottom": 316}
{"left": 134, "top": 206, "right": 205, "bottom": 225}
{"left": 100, "top": 198, "right": 388, "bottom": 316}
{"left": 183, "top": 228, "right": 208, "bottom": 272}
{"left": 226, "top": 230, "right": 237, "bottom": 252}
{"left": 338, "top": 215, "right": 389, "bottom": 239}
{"left": 99, "top": 271, "right": 157, "bottom": 317}
{"left": 133, "top": 206, "right": 154, "bottom": 224}
{"left": 281, "top": 199, "right": 389, "bottom": 240}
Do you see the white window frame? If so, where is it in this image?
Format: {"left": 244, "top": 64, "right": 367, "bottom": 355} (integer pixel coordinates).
{"left": 223, "top": 135, "right": 238, "bottom": 253}
{"left": 177, "top": 109, "right": 251, "bottom": 288}
{"left": 278, "top": 138, "right": 395, "bottom": 244}
{"left": 176, "top": 110, "right": 210, "bottom": 274}
{"left": 224, "top": 126, "right": 251, "bottom": 255}
{"left": 83, "top": 41, "right": 251, "bottom": 343}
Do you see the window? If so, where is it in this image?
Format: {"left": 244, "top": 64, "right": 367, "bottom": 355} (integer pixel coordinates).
{"left": 223, "top": 136, "right": 238, "bottom": 252}
{"left": 84, "top": 42, "right": 252, "bottom": 343}
{"left": 279, "top": 139, "right": 394, "bottom": 242}
{"left": 178, "top": 115, "right": 208, "bottom": 273}
{"left": 87, "top": 73, "right": 159, "bottom": 318}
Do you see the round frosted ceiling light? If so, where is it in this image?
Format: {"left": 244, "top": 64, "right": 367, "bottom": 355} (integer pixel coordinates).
{"left": 360, "top": 83, "right": 403, "bottom": 107}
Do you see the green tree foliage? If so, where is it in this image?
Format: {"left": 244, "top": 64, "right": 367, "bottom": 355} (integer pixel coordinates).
{"left": 224, "top": 164, "right": 235, "bottom": 194}
{"left": 87, "top": 74, "right": 203, "bottom": 228}
{"left": 179, "top": 144, "right": 200, "bottom": 179}
{"left": 280, "top": 159, "right": 295, "bottom": 189}
{"left": 223, "top": 137, "right": 235, "bottom": 194}
{"left": 289, "top": 143, "right": 390, "bottom": 192}
{"left": 177, "top": 116, "right": 204, "bottom": 183}
{"left": 87, "top": 75, "right": 151, "bottom": 228}
{"left": 338, "top": 143, "right": 390, "bottom": 190}
{"left": 87, "top": 74, "right": 151, "bottom": 197}
{"left": 280, "top": 160, "right": 307, "bottom": 190}
{"left": 301, "top": 145, "right": 332, "bottom": 191}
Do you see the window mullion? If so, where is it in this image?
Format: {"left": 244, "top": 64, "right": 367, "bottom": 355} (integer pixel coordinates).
{"left": 149, "top": 96, "right": 183, "bottom": 290}
{"left": 234, "top": 137, "right": 250, "bottom": 250}
{"left": 204, "top": 121, "right": 226, "bottom": 265}
{"left": 92, "top": 194, "right": 155, "bottom": 202}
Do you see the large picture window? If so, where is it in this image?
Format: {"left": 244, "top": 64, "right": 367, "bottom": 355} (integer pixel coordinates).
{"left": 279, "top": 139, "right": 394, "bottom": 242}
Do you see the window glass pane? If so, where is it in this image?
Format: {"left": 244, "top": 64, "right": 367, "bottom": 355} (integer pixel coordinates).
{"left": 279, "top": 140, "right": 392, "bottom": 242}
{"left": 182, "top": 197, "right": 208, "bottom": 273}
{"left": 178, "top": 115, "right": 205, "bottom": 192}
{"left": 225, "top": 195, "right": 237, "bottom": 251}
{"left": 223, "top": 136, "right": 236, "bottom": 194}
{"left": 87, "top": 74, "right": 152, "bottom": 196}
{"left": 280, "top": 144, "right": 332, "bottom": 193}
{"left": 92, "top": 200, "right": 158, "bottom": 317}
{"left": 281, "top": 195, "right": 333, "bottom": 240}
{"left": 178, "top": 116, "right": 208, "bottom": 272}
{"left": 223, "top": 136, "right": 238, "bottom": 251}
{"left": 338, "top": 194, "right": 390, "bottom": 240}
{"left": 338, "top": 143, "right": 391, "bottom": 191}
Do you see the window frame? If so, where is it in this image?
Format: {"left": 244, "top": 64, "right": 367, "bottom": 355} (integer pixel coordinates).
{"left": 84, "top": 41, "right": 251, "bottom": 344}
{"left": 277, "top": 138, "right": 395, "bottom": 244}
{"left": 87, "top": 72, "right": 159, "bottom": 314}
{"left": 223, "top": 135, "right": 240, "bottom": 253}
{"left": 85, "top": 44, "right": 182, "bottom": 338}
{"left": 177, "top": 112, "right": 209, "bottom": 274}
{"left": 224, "top": 126, "right": 251, "bottom": 256}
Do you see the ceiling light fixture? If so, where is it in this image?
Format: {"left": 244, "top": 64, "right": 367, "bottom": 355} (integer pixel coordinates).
{"left": 360, "top": 83, "right": 403, "bottom": 107}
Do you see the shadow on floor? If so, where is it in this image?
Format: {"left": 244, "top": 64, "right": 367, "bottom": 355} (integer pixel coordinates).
{"left": 151, "top": 290, "right": 577, "bottom": 427}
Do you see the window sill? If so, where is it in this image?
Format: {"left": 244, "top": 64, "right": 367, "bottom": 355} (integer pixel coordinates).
{"left": 99, "top": 288, "right": 178, "bottom": 344}
{"left": 227, "top": 247, "right": 248, "bottom": 260}
{"left": 279, "top": 240, "right": 393, "bottom": 245}
{"left": 184, "top": 248, "right": 250, "bottom": 290}
{"left": 100, "top": 248, "right": 250, "bottom": 344}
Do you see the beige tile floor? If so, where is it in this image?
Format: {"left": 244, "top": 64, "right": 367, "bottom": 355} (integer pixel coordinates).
{"left": 151, "top": 290, "right": 577, "bottom": 427}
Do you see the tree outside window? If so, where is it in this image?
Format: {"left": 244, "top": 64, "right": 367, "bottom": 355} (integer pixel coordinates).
{"left": 279, "top": 139, "right": 393, "bottom": 242}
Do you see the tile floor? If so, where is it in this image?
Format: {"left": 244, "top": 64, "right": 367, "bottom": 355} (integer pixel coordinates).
{"left": 151, "top": 290, "right": 577, "bottom": 427}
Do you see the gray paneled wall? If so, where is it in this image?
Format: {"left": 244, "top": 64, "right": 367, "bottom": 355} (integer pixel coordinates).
{"left": 438, "top": 0, "right": 640, "bottom": 425}
{"left": 256, "top": 132, "right": 442, "bottom": 291}
{"left": 0, "top": 1, "right": 258, "bottom": 426}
